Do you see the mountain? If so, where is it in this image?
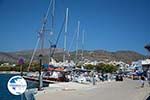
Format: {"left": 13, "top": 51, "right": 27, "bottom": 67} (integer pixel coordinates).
{"left": 68, "top": 50, "right": 146, "bottom": 64}
{"left": 0, "top": 52, "right": 18, "bottom": 63}
{"left": 0, "top": 49, "right": 147, "bottom": 64}
{"left": 85, "top": 50, "right": 146, "bottom": 63}
{"left": 0, "top": 48, "right": 64, "bottom": 64}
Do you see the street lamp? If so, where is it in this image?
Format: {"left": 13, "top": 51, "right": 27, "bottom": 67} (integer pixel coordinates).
{"left": 38, "top": 54, "right": 43, "bottom": 91}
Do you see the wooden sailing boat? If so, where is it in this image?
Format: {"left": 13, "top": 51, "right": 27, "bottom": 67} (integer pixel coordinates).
{"left": 24, "top": 0, "right": 70, "bottom": 85}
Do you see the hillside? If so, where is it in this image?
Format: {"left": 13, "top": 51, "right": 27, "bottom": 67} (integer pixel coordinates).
{"left": 0, "top": 49, "right": 146, "bottom": 64}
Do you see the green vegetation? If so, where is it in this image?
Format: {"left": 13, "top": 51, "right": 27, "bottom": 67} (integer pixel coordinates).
{"left": 0, "top": 62, "right": 40, "bottom": 72}
{"left": 84, "top": 63, "right": 118, "bottom": 73}
{"left": 0, "top": 62, "right": 118, "bottom": 73}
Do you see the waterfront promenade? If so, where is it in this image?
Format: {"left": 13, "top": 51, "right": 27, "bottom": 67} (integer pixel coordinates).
{"left": 35, "top": 79, "right": 150, "bottom": 100}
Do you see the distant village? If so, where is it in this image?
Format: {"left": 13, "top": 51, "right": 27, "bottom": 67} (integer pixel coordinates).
{"left": 0, "top": 58, "right": 150, "bottom": 74}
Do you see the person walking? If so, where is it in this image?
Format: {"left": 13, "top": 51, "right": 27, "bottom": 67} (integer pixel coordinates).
{"left": 147, "top": 69, "right": 150, "bottom": 87}
{"left": 140, "top": 75, "right": 145, "bottom": 88}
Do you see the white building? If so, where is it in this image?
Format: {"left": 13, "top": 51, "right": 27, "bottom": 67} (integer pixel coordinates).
{"left": 141, "top": 59, "right": 150, "bottom": 71}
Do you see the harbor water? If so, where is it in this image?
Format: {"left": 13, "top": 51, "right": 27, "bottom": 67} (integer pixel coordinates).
{"left": 0, "top": 73, "right": 49, "bottom": 100}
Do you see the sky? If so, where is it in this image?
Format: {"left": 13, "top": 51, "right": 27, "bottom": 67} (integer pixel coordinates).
{"left": 0, "top": 0, "right": 150, "bottom": 55}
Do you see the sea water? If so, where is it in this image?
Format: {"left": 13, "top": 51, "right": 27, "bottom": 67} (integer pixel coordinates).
{"left": 0, "top": 73, "right": 48, "bottom": 100}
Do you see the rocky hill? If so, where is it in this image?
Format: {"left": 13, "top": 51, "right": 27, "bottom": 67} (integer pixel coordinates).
{"left": 82, "top": 50, "right": 146, "bottom": 63}
{"left": 0, "top": 49, "right": 146, "bottom": 64}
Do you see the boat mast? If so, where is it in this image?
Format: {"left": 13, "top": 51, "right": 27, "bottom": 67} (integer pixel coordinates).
{"left": 75, "top": 21, "right": 80, "bottom": 65}
{"left": 63, "top": 8, "right": 69, "bottom": 62}
{"left": 51, "top": 0, "right": 55, "bottom": 35}
{"left": 39, "top": 0, "right": 52, "bottom": 53}
{"left": 28, "top": 0, "right": 53, "bottom": 71}
{"left": 38, "top": 0, "right": 53, "bottom": 91}
{"left": 49, "top": 0, "right": 55, "bottom": 62}
{"left": 82, "top": 29, "right": 85, "bottom": 61}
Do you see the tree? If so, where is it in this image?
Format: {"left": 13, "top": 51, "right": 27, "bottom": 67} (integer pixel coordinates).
{"left": 84, "top": 64, "right": 96, "bottom": 70}
{"left": 84, "top": 63, "right": 118, "bottom": 73}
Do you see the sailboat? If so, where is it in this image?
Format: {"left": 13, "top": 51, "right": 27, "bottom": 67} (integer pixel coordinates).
{"left": 24, "top": 0, "right": 71, "bottom": 84}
